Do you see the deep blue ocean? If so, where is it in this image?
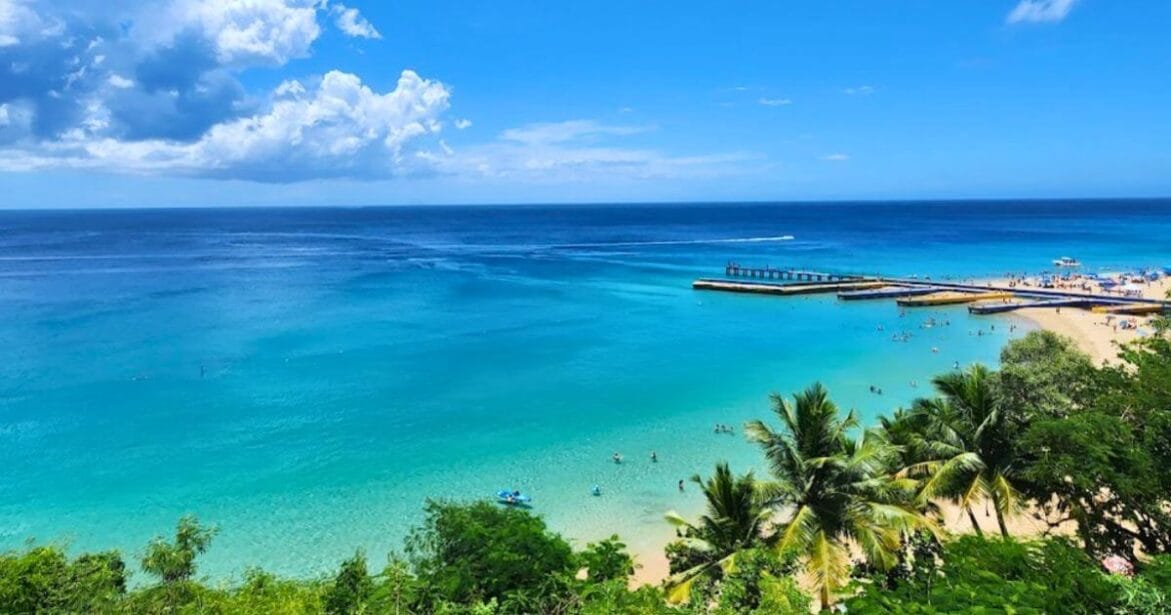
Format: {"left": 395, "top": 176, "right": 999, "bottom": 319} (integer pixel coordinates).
{"left": 2, "top": 200, "right": 1170, "bottom": 580}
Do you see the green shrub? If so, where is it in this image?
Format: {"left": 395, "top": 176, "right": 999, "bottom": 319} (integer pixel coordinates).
{"left": 405, "top": 500, "right": 576, "bottom": 608}
{"left": 578, "top": 535, "right": 635, "bottom": 583}
{"left": 0, "top": 546, "right": 126, "bottom": 613}
{"left": 845, "top": 537, "right": 1121, "bottom": 614}
{"left": 323, "top": 551, "right": 373, "bottom": 614}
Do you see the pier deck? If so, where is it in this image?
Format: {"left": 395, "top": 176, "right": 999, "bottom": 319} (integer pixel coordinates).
{"left": 967, "top": 297, "right": 1104, "bottom": 315}
{"left": 1091, "top": 303, "right": 1167, "bottom": 315}
{"left": 896, "top": 291, "right": 1014, "bottom": 307}
{"left": 693, "top": 263, "right": 1171, "bottom": 314}
{"left": 722, "top": 264, "right": 864, "bottom": 282}
{"left": 837, "top": 286, "right": 942, "bottom": 301}
{"left": 692, "top": 278, "right": 884, "bottom": 296}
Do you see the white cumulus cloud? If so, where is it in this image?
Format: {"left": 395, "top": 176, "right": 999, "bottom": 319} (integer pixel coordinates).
{"left": 0, "top": 0, "right": 459, "bottom": 181}
{"left": 3, "top": 69, "right": 452, "bottom": 181}
{"left": 1006, "top": 0, "right": 1078, "bottom": 24}
{"left": 0, "top": 0, "right": 44, "bottom": 47}
{"left": 152, "top": 0, "right": 322, "bottom": 66}
{"left": 107, "top": 74, "right": 134, "bottom": 89}
{"left": 331, "top": 3, "right": 380, "bottom": 39}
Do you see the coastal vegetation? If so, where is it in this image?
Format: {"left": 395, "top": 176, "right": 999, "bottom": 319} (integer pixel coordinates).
{"left": 4, "top": 331, "right": 1171, "bottom": 613}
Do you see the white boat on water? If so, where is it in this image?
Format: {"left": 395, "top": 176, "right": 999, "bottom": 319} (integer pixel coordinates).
{"left": 1052, "top": 256, "right": 1081, "bottom": 268}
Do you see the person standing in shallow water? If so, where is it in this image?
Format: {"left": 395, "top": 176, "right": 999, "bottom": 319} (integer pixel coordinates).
{"left": 678, "top": 479, "right": 684, "bottom": 492}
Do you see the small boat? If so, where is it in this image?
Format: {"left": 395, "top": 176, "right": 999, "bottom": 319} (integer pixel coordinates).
{"left": 496, "top": 489, "right": 532, "bottom": 507}
{"left": 1052, "top": 257, "right": 1081, "bottom": 268}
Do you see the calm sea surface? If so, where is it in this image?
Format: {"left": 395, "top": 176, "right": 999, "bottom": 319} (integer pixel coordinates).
{"left": 2, "top": 200, "right": 1169, "bottom": 579}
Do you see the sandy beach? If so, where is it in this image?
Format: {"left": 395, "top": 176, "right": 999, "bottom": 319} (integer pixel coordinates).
{"left": 999, "top": 275, "right": 1170, "bottom": 365}
{"left": 633, "top": 549, "right": 672, "bottom": 586}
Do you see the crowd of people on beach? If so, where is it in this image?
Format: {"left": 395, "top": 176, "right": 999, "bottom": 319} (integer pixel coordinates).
{"left": 996, "top": 269, "right": 1166, "bottom": 298}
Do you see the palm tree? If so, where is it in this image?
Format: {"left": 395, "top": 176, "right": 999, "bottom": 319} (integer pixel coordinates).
{"left": 883, "top": 400, "right": 986, "bottom": 537}
{"left": 745, "top": 383, "right": 932, "bottom": 610}
{"left": 663, "top": 462, "right": 771, "bottom": 603}
{"left": 900, "top": 364, "right": 1023, "bottom": 538}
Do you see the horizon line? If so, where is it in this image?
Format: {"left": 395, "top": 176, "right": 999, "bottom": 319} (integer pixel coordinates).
{"left": 2, "top": 195, "right": 1170, "bottom": 214}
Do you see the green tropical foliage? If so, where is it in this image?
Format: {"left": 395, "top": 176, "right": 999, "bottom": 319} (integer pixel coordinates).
{"left": 323, "top": 551, "right": 374, "bottom": 614}
{"left": 745, "top": 383, "right": 932, "bottom": 610}
{"left": 663, "top": 462, "right": 773, "bottom": 603}
{"left": 404, "top": 499, "right": 577, "bottom": 610}
{"left": 894, "top": 365, "right": 1024, "bottom": 537}
{"left": 0, "top": 546, "right": 125, "bottom": 613}
{"left": 1021, "top": 334, "right": 1171, "bottom": 561}
{"left": 997, "top": 329, "right": 1095, "bottom": 417}
{"left": 140, "top": 515, "right": 217, "bottom": 585}
{"left": 705, "top": 548, "right": 808, "bottom": 614}
{"left": 845, "top": 536, "right": 1135, "bottom": 614}
{"left": 579, "top": 535, "right": 636, "bottom": 583}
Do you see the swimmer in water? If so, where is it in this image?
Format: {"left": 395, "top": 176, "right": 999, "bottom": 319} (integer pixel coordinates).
{"left": 612, "top": 452, "right": 622, "bottom": 464}
{"left": 651, "top": 451, "right": 658, "bottom": 462}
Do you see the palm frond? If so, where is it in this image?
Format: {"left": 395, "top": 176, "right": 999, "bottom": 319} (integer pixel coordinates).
{"left": 806, "top": 530, "right": 851, "bottom": 606}
{"left": 663, "top": 560, "right": 716, "bottom": 604}
{"left": 990, "top": 472, "right": 1024, "bottom": 516}
{"left": 664, "top": 510, "right": 696, "bottom": 531}
{"left": 775, "top": 504, "right": 818, "bottom": 557}
{"left": 912, "top": 452, "right": 985, "bottom": 505}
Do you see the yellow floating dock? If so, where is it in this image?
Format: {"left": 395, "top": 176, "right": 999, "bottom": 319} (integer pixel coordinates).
{"left": 896, "top": 291, "right": 1014, "bottom": 307}
{"left": 1091, "top": 303, "right": 1166, "bottom": 315}
{"left": 692, "top": 279, "right": 884, "bottom": 296}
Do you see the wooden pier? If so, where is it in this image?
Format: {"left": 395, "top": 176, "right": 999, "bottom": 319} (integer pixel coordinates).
{"left": 837, "top": 286, "right": 942, "bottom": 301}
{"left": 693, "top": 262, "right": 1171, "bottom": 316}
{"left": 967, "top": 297, "right": 1102, "bottom": 315}
{"left": 692, "top": 278, "right": 885, "bottom": 296}
{"left": 896, "top": 291, "right": 1014, "bottom": 307}
{"left": 723, "top": 263, "right": 864, "bottom": 282}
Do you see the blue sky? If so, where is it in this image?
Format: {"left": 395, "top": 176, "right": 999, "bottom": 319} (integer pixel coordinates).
{"left": 0, "top": 0, "right": 1168, "bottom": 207}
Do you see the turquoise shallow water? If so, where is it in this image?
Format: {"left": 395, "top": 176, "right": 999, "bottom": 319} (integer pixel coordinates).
{"left": 1, "top": 200, "right": 1169, "bottom": 580}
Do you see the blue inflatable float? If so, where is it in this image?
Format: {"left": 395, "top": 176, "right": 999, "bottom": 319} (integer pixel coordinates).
{"left": 496, "top": 489, "right": 533, "bottom": 507}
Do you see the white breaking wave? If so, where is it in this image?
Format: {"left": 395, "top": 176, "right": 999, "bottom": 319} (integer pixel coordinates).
{"left": 553, "top": 235, "right": 795, "bottom": 249}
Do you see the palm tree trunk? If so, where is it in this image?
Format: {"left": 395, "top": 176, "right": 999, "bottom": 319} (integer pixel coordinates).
{"left": 821, "top": 585, "right": 831, "bottom": 611}
{"left": 990, "top": 492, "right": 1010, "bottom": 538}
{"left": 966, "top": 507, "right": 985, "bottom": 538}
